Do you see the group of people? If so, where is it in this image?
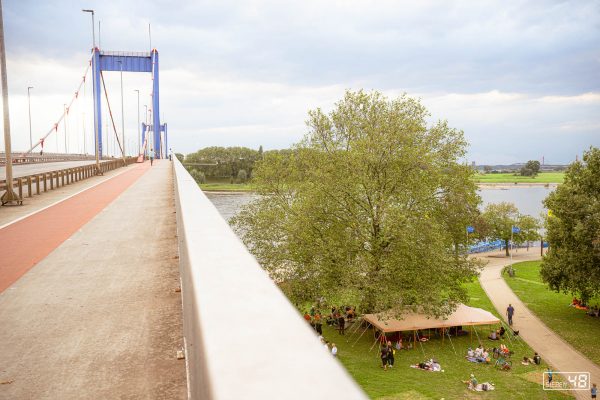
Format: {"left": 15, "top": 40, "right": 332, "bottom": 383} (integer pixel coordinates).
{"left": 328, "top": 305, "right": 356, "bottom": 335}
{"left": 587, "top": 305, "right": 600, "bottom": 317}
{"left": 487, "top": 326, "right": 506, "bottom": 340}
{"left": 379, "top": 341, "right": 396, "bottom": 371}
{"left": 319, "top": 336, "right": 338, "bottom": 357}
{"left": 465, "top": 345, "right": 491, "bottom": 363}
{"left": 303, "top": 304, "right": 356, "bottom": 336}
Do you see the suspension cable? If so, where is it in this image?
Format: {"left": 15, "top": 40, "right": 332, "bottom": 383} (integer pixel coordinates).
{"left": 24, "top": 59, "right": 91, "bottom": 155}
{"left": 99, "top": 71, "right": 126, "bottom": 164}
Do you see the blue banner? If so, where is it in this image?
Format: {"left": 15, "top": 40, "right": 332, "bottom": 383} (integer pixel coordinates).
{"left": 512, "top": 226, "right": 521, "bottom": 234}
{"left": 466, "top": 226, "right": 475, "bottom": 233}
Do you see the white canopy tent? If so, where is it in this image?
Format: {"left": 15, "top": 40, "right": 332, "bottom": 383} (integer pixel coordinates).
{"left": 363, "top": 304, "right": 500, "bottom": 334}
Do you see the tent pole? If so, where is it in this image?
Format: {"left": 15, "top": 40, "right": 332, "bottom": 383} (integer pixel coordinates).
{"left": 352, "top": 323, "right": 370, "bottom": 347}
{"left": 442, "top": 328, "right": 445, "bottom": 345}
{"left": 370, "top": 330, "right": 382, "bottom": 351}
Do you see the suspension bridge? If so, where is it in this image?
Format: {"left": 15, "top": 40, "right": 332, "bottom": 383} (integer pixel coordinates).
{"left": 0, "top": 8, "right": 364, "bottom": 400}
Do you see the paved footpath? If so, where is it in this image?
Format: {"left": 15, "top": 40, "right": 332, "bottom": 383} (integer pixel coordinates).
{"left": 477, "top": 250, "right": 600, "bottom": 400}
{"left": 0, "top": 160, "right": 186, "bottom": 399}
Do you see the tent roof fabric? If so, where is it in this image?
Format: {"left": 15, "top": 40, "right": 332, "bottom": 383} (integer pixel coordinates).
{"left": 363, "top": 304, "right": 500, "bottom": 333}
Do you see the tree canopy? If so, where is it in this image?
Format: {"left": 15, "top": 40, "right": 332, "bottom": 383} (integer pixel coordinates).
{"left": 520, "top": 160, "right": 541, "bottom": 177}
{"left": 231, "top": 90, "right": 481, "bottom": 317}
{"left": 478, "top": 202, "right": 540, "bottom": 256}
{"left": 541, "top": 147, "right": 600, "bottom": 302}
{"left": 185, "top": 146, "right": 261, "bottom": 180}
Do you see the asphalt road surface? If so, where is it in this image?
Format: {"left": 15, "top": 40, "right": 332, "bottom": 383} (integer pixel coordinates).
{"left": 0, "top": 160, "right": 108, "bottom": 179}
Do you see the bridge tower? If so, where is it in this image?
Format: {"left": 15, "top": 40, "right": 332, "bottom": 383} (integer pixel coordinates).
{"left": 91, "top": 48, "right": 167, "bottom": 159}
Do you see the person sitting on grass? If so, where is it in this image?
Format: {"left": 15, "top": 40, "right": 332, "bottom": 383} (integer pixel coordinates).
{"left": 488, "top": 330, "right": 498, "bottom": 340}
{"left": 395, "top": 338, "right": 403, "bottom": 350}
{"left": 462, "top": 374, "right": 478, "bottom": 390}
{"left": 411, "top": 359, "right": 443, "bottom": 372}
{"left": 533, "top": 352, "right": 541, "bottom": 365}
{"left": 466, "top": 348, "right": 475, "bottom": 358}
{"left": 474, "top": 344, "right": 484, "bottom": 358}
{"left": 498, "top": 326, "right": 506, "bottom": 337}
{"left": 521, "top": 356, "right": 530, "bottom": 366}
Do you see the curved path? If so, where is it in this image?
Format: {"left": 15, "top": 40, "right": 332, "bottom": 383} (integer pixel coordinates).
{"left": 477, "top": 250, "right": 600, "bottom": 399}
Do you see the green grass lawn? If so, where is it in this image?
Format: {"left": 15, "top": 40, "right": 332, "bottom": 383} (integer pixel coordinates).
{"left": 199, "top": 182, "right": 253, "bottom": 191}
{"left": 503, "top": 261, "right": 600, "bottom": 366}
{"left": 321, "top": 279, "right": 572, "bottom": 399}
{"left": 473, "top": 172, "right": 564, "bottom": 184}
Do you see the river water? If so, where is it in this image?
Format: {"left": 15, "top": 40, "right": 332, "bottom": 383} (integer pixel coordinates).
{"left": 206, "top": 186, "right": 555, "bottom": 221}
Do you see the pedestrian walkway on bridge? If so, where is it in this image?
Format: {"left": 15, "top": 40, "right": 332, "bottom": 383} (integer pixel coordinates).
{"left": 0, "top": 161, "right": 186, "bottom": 399}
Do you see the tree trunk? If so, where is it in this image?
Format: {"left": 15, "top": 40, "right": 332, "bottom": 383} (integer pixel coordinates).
{"left": 505, "top": 240, "right": 510, "bottom": 257}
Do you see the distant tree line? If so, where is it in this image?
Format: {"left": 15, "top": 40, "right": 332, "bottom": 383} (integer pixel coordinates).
{"left": 182, "top": 146, "right": 295, "bottom": 184}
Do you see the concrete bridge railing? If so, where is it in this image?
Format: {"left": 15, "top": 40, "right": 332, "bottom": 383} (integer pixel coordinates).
{"left": 173, "top": 158, "right": 366, "bottom": 400}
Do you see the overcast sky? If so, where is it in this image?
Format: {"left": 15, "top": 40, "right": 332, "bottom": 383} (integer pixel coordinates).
{"left": 2, "top": 0, "right": 599, "bottom": 164}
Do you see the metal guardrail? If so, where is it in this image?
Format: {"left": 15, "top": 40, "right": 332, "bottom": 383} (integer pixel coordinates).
{"left": 100, "top": 50, "right": 151, "bottom": 57}
{"left": 0, "top": 158, "right": 137, "bottom": 202}
{"left": 173, "top": 158, "right": 366, "bottom": 400}
{"left": 0, "top": 152, "right": 97, "bottom": 165}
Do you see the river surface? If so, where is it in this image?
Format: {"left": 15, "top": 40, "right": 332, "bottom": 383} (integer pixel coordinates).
{"left": 205, "top": 186, "right": 555, "bottom": 221}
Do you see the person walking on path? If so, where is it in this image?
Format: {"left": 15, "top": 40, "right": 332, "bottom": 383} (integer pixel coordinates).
{"left": 506, "top": 303, "right": 515, "bottom": 326}
{"left": 149, "top": 148, "right": 155, "bottom": 166}
{"left": 591, "top": 383, "right": 597, "bottom": 399}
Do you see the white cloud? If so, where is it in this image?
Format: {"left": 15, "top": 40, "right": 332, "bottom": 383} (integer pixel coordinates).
{"left": 2, "top": 0, "right": 599, "bottom": 164}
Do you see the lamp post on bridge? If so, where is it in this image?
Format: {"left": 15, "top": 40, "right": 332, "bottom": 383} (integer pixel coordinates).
{"left": 27, "top": 86, "right": 33, "bottom": 150}
{"left": 0, "top": 0, "right": 21, "bottom": 205}
{"left": 134, "top": 89, "right": 139, "bottom": 155}
{"left": 81, "top": 9, "right": 95, "bottom": 48}
{"left": 117, "top": 59, "right": 126, "bottom": 161}
{"left": 82, "top": 8, "right": 101, "bottom": 175}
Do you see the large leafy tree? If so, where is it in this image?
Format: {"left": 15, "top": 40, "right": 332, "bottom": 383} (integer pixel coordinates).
{"left": 541, "top": 147, "right": 600, "bottom": 302}
{"left": 520, "top": 160, "right": 541, "bottom": 177}
{"left": 479, "top": 202, "right": 540, "bottom": 256}
{"left": 232, "top": 90, "right": 481, "bottom": 317}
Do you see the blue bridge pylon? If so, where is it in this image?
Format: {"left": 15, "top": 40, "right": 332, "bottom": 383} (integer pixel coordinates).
{"left": 92, "top": 48, "right": 167, "bottom": 159}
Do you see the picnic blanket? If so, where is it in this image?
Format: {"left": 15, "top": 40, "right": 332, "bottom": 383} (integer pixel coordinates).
{"left": 472, "top": 382, "right": 495, "bottom": 391}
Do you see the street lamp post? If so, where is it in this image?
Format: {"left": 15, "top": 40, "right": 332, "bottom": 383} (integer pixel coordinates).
{"left": 82, "top": 9, "right": 101, "bottom": 174}
{"left": 0, "top": 0, "right": 20, "bottom": 205}
{"left": 117, "top": 60, "right": 125, "bottom": 161}
{"left": 134, "top": 89, "right": 140, "bottom": 155}
{"left": 27, "top": 86, "right": 33, "bottom": 150}
{"left": 81, "top": 9, "right": 95, "bottom": 48}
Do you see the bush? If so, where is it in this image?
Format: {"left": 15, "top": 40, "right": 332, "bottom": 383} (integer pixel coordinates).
{"left": 190, "top": 169, "right": 206, "bottom": 184}
{"left": 237, "top": 169, "right": 248, "bottom": 183}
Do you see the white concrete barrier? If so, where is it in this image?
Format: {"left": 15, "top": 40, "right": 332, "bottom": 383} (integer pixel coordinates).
{"left": 173, "top": 158, "right": 367, "bottom": 400}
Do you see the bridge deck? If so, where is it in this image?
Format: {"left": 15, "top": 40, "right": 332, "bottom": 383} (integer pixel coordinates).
{"left": 0, "top": 159, "right": 111, "bottom": 179}
{"left": 0, "top": 160, "right": 186, "bottom": 399}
